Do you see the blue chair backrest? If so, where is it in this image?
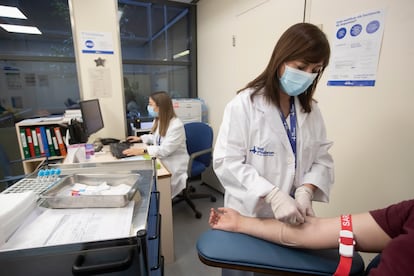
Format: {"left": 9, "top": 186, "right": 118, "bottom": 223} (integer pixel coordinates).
{"left": 184, "top": 122, "right": 213, "bottom": 168}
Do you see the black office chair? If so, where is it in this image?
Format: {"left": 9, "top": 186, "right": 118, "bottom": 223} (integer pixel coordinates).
{"left": 173, "top": 122, "right": 216, "bottom": 219}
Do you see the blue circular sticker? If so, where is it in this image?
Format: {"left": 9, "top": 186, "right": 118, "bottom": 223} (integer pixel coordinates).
{"left": 85, "top": 40, "right": 94, "bottom": 48}
{"left": 366, "top": 20, "right": 380, "bottom": 34}
{"left": 336, "top": 27, "right": 347, "bottom": 39}
{"left": 350, "top": 24, "right": 362, "bottom": 37}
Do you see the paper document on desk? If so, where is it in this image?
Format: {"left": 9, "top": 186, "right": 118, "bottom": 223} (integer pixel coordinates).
{"left": 1, "top": 201, "right": 134, "bottom": 250}
{"left": 121, "top": 155, "right": 146, "bottom": 161}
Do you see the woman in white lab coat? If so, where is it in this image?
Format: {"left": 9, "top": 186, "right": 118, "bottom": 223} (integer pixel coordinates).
{"left": 213, "top": 23, "right": 334, "bottom": 225}
{"left": 123, "top": 91, "right": 189, "bottom": 198}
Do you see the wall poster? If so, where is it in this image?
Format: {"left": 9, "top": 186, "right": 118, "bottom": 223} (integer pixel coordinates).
{"left": 327, "top": 9, "right": 385, "bottom": 87}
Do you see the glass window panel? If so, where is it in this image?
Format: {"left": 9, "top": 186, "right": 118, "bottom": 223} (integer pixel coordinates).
{"left": 0, "top": 0, "right": 73, "bottom": 57}
{"left": 0, "top": 60, "right": 79, "bottom": 120}
{"left": 123, "top": 64, "right": 189, "bottom": 118}
{"left": 120, "top": 2, "right": 191, "bottom": 62}
{"left": 0, "top": 0, "right": 196, "bottom": 127}
{"left": 169, "top": 17, "right": 190, "bottom": 62}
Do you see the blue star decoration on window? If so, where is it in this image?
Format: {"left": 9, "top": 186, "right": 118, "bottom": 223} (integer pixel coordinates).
{"left": 94, "top": 57, "right": 105, "bottom": 67}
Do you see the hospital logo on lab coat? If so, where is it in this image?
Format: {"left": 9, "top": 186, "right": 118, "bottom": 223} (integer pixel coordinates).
{"left": 249, "top": 146, "right": 274, "bottom": 156}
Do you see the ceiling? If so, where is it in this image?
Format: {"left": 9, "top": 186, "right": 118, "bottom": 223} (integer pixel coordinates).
{"left": 0, "top": 0, "right": 195, "bottom": 48}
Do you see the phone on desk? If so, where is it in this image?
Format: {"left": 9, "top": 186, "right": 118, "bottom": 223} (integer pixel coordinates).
{"left": 100, "top": 137, "right": 120, "bottom": 145}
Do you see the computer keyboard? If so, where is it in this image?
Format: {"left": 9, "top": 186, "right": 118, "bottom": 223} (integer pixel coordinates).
{"left": 109, "top": 142, "right": 131, "bottom": 159}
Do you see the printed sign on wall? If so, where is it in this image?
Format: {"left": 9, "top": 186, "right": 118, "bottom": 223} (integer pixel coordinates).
{"left": 80, "top": 31, "right": 114, "bottom": 55}
{"left": 327, "top": 9, "right": 385, "bottom": 87}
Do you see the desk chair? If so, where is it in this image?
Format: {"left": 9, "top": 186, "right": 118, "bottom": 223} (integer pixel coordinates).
{"left": 173, "top": 122, "right": 216, "bottom": 219}
{"left": 197, "top": 229, "right": 365, "bottom": 275}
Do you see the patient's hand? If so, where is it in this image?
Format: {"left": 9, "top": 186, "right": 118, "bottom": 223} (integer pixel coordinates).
{"left": 209, "top": 207, "right": 241, "bottom": 232}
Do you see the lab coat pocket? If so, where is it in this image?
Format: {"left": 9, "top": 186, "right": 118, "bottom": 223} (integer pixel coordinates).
{"left": 301, "top": 140, "right": 322, "bottom": 173}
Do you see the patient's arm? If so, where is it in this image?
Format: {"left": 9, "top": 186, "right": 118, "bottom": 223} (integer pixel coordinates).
{"left": 209, "top": 207, "right": 391, "bottom": 253}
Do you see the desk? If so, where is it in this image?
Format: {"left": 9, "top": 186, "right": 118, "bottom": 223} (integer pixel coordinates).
{"left": 70, "top": 144, "right": 175, "bottom": 264}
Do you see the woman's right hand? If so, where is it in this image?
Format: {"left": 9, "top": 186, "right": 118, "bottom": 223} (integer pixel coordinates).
{"left": 126, "top": 136, "right": 141, "bottom": 143}
{"left": 122, "top": 147, "right": 146, "bottom": 156}
{"left": 265, "top": 187, "right": 305, "bottom": 225}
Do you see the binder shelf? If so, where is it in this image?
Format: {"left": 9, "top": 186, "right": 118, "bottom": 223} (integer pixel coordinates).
{"left": 15, "top": 118, "right": 68, "bottom": 174}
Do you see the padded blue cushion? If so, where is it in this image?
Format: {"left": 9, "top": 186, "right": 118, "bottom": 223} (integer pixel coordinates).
{"left": 197, "top": 229, "right": 365, "bottom": 275}
{"left": 190, "top": 160, "right": 206, "bottom": 177}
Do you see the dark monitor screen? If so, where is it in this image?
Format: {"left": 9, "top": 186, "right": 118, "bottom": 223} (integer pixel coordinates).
{"left": 79, "top": 99, "right": 104, "bottom": 137}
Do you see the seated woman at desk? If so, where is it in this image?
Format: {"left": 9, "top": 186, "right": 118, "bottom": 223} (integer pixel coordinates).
{"left": 209, "top": 199, "right": 414, "bottom": 275}
{"left": 123, "top": 91, "right": 189, "bottom": 198}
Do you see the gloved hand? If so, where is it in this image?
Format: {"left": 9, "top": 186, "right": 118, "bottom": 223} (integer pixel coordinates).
{"left": 294, "top": 185, "right": 315, "bottom": 217}
{"left": 265, "top": 187, "right": 305, "bottom": 225}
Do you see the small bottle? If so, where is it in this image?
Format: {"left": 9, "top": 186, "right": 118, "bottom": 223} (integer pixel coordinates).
{"left": 55, "top": 168, "right": 61, "bottom": 179}
{"left": 37, "top": 169, "right": 45, "bottom": 183}
{"left": 44, "top": 169, "right": 50, "bottom": 182}
{"left": 85, "top": 144, "right": 95, "bottom": 160}
{"left": 49, "top": 169, "right": 56, "bottom": 182}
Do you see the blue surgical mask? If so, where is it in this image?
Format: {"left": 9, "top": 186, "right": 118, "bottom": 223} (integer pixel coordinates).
{"left": 279, "top": 65, "right": 318, "bottom": 96}
{"left": 147, "top": 105, "right": 158, "bottom": 117}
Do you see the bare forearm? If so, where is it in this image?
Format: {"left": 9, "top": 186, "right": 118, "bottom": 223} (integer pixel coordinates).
{"left": 236, "top": 216, "right": 337, "bottom": 249}
{"left": 236, "top": 213, "right": 390, "bottom": 252}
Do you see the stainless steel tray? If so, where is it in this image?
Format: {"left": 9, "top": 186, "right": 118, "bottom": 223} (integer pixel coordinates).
{"left": 40, "top": 173, "right": 142, "bottom": 208}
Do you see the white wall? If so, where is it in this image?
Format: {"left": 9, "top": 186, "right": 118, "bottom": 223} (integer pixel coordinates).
{"left": 307, "top": 0, "right": 414, "bottom": 211}
{"left": 309, "top": 0, "right": 414, "bottom": 263}
{"left": 69, "top": 0, "right": 126, "bottom": 141}
{"left": 197, "top": 0, "right": 414, "bottom": 264}
{"left": 197, "top": 0, "right": 305, "bottom": 143}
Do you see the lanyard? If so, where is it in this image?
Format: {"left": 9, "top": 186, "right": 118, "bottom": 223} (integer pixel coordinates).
{"left": 156, "top": 134, "right": 161, "bottom": 146}
{"left": 279, "top": 97, "right": 297, "bottom": 156}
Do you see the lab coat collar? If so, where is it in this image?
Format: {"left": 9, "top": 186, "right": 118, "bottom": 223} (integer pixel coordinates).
{"left": 253, "top": 93, "right": 293, "bottom": 154}
{"left": 253, "top": 93, "right": 308, "bottom": 127}
{"left": 253, "top": 94, "right": 308, "bottom": 155}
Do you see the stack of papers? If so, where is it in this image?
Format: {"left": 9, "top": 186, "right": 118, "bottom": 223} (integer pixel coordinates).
{"left": 64, "top": 109, "right": 81, "bottom": 121}
{"left": 1, "top": 202, "right": 134, "bottom": 251}
{"left": 0, "top": 191, "right": 37, "bottom": 246}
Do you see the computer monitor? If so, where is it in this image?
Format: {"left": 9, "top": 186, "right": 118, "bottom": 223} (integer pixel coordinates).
{"left": 140, "top": 121, "right": 153, "bottom": 130}
{"left": 79, "top": 98, "right": 104, "bottom": 137}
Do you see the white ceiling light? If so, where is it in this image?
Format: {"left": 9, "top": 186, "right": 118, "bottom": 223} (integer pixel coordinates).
{"left": 0, "top": 5, "right": 27, "bottom": 19}
{"left": 0, "top": 24, "right": 41, "bottom": 34}
{"left": 173, "top": 49, "right": 190, "bottom": 59}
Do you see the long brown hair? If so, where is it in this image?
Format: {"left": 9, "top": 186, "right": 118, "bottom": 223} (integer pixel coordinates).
{"left": 149, "top": 91, "right": 176, "bottom": 137}
{"left": 238, "top": 23, "right": 330, "bottom": 113}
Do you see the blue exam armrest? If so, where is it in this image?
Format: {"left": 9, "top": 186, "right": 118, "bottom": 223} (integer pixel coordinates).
{"left": 197, "top": 229, "right": 365, "bottom": 276}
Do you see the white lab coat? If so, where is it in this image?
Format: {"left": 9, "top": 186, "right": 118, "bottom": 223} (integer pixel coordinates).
{"left": 213, "top": 89, "right": 334, "bottom": 217}
{"left": 141, "top": 117, "right": 189, "bottom": 198}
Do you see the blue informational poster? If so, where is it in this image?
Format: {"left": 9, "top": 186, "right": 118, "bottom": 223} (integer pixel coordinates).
{"left": 327, "top": 9, "right": 385, "bottom": 87}
{"left": 80, "top": 31, "right": 114, "bottom": 55}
